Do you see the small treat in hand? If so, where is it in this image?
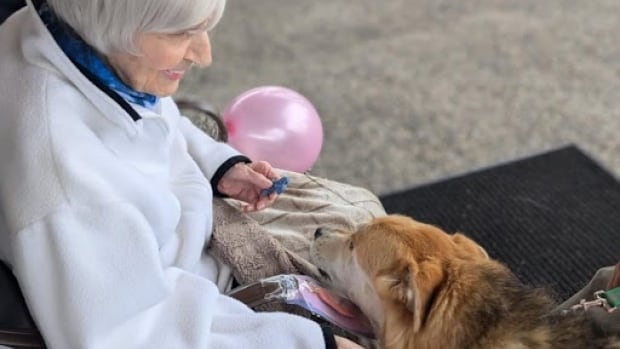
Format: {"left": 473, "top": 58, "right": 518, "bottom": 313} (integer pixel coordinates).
{"left": 260, "top": 176, "right": 289, "bottom": 196}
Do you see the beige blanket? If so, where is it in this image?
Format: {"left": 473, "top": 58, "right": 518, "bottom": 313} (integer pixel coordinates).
{"left": 208, "top": 170, "right": 386, "bottom": 285}
{"left": 207, "top": 170, "right": 384, "bottom": 347}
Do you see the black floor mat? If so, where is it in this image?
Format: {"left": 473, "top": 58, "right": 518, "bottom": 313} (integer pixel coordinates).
{"left": 380, "top": 145, "right": 620, "bottom": 300}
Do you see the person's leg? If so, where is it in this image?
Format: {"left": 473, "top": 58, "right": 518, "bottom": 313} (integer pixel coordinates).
{"left": 0, "top": 0, "right": 25, "bottom": 24}
{"left": 212, "top": 169, "right": 386, "bottom": 286}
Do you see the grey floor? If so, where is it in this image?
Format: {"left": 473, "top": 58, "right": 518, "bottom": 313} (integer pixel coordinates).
{"left": 179, "top": 0, "right": 620, "bottom": 196}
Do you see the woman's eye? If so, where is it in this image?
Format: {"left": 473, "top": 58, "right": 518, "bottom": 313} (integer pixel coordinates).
{"left": 171, "top": 31, "right": 194, "bottom": 39}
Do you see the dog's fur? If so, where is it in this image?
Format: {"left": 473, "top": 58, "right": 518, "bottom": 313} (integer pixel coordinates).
{"left": 310, "top": 215, "right": 620, "bottom": 349}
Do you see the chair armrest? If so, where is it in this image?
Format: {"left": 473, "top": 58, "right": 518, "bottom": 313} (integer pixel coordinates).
{"left": 0, "top": 329, "right": 44, "bottom": 348}
{"left": 176, "top": 99, "right": 228, "bottom": 142}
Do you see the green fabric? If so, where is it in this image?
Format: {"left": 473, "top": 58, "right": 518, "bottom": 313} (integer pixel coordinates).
{"left": 602, "top": 287, "right": 620, "bottom": 308}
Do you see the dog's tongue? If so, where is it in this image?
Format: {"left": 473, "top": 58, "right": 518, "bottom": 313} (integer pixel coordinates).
{"left": 291, "top": 275, "right": 375, "bottom": 338}
{"left": 315, "top": 288, "right": 358, "bottom": 318}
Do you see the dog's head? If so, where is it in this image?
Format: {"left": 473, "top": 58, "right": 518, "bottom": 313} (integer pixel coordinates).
{"left": 310, "top": 215, "right": 489, "bottom": 342}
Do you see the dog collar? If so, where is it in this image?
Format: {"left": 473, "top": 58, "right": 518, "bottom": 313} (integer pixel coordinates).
{"left": 227, "top": 274, "right": 375, "bottom": 338}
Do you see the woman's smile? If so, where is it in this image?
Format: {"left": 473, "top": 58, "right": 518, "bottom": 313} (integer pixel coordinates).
{"left": 162, "top": 68, "right": 188, "bottom": 81}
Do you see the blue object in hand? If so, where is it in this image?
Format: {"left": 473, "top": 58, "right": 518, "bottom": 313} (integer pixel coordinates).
{"left": 261, "top": 177, "right": 289, "bottom": 196}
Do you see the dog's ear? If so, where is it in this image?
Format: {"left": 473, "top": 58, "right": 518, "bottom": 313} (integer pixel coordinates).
{"left": 377, "top": 257, "right": 445, "bottom": 332}
{"left": 452, "top": 233, "right": 489, "bottom": 259}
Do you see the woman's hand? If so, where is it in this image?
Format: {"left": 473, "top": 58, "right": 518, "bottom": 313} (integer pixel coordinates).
{"left": 217, "top": 161, "right": 279, "bottom": 212}
{"left": 334, "top": 336, "right": 365, "bottom": 349}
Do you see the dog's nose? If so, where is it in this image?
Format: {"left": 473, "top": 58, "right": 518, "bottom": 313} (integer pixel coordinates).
{"left": 314, "top": 228, "right": 323, "bottom": 239}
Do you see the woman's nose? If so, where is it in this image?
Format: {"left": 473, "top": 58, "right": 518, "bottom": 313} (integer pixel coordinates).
{"left": 186, "top": 31, "right": 212, "bottom": 67}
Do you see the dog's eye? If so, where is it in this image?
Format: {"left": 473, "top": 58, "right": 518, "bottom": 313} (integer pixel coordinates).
{"left": 348, "top": 240, "right": 354, "bottom": 251}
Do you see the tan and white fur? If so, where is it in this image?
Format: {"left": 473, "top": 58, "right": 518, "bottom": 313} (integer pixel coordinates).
{"left": 310, "top": 215, "right": 620, "bottom": 349}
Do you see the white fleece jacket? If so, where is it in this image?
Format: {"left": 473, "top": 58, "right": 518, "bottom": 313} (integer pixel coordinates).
{"left": 0, "top": 2, "right": 327, "bottom": 348}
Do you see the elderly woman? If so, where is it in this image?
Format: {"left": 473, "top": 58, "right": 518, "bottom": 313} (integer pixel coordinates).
{"left": 0, "top": 0, "right": 366, "bottom": 348}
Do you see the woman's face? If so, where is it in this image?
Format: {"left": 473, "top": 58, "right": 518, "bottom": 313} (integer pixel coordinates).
{"left": 106, "top": 20, "right": 212, "bottom": 97}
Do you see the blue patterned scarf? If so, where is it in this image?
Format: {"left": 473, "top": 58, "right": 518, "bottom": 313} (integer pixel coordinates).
{"left": 39, "top": 4, "right": 159, "bottom": 110}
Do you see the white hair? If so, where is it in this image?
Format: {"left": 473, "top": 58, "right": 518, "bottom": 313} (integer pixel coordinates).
{"left": 46, "top": 0, "right": 226, "bottom": 55}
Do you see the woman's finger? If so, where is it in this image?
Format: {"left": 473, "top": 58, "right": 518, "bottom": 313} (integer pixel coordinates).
{"left": 252, "top": 161, "right": 278, "bottom": 180}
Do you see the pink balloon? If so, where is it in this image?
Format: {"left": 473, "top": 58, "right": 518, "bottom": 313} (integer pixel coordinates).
{"left": 222, "top": 86, "right": 323, "bottom": 173}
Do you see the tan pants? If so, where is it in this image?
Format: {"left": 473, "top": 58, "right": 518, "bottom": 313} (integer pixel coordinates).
{"left": 208, "top": 169, "right": 386, "bottom": 285}
{"left": 207, "top": 170, "right": 384, "bottom": 347}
